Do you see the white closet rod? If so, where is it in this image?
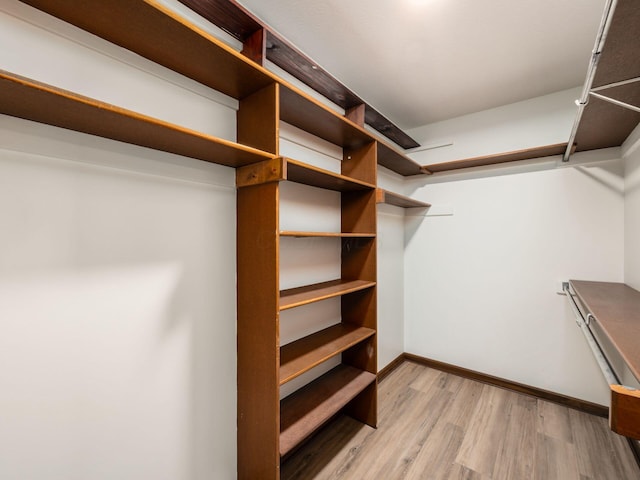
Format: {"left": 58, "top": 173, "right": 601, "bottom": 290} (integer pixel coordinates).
{"left": 563, "top": 283, "right": 618, "bottom": 385}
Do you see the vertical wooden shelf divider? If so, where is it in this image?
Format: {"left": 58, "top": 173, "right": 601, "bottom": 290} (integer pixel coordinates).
{"left": 236, "top": 82, "right": 281, "bottom": 480}
{"left": 341, "top": 141, "right": 378, "bottom": 427}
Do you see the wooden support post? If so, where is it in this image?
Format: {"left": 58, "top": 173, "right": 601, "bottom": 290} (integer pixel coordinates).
{"left": 345, "top": 103, "right": 365, "bottom": 127}
{"left": 242, "top": 27, "right": 267, "bottom": 65}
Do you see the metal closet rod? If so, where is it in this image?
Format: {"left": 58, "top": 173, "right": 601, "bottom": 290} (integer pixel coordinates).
{"left": 563, "top": 283, "right": 619, "bottom": 385}
{"left": 563, "top": 0, "right": 619, "bottom": 162}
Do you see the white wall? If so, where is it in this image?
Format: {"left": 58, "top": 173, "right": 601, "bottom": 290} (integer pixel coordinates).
{"left": 407, "top": 87, "right": 580, "bottom": 166}
{"left": 0, "top": 2, "right": 240, "bottom": 478}
{"left": 623, "top": 124, "right": 640, "bottom": 291}
{"left": 403, "top": 159, "right": 625, "bottom": 405}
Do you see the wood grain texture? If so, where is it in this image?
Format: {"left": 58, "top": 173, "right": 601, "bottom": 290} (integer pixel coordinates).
{"left": 279, "top": 279, "right": 375, "bottom": 311}
{"left": 570, "top": 280, "right": 640, "bottom": 381}
{"left": 238, "top": 82, "right": 279, "bottom": 154}
{"left": 345, "top": 104, "right": 365, "bottom": 127}
{"left": 376, "top": 189, "right": 431, "bottom": 208}
{"left": 236, "top": 157, "right": 285, "bottom": 188}
{"left": 343, "top": 142, "right": 377, "bottom": 185}
{"left": 177, "top": 0, "right": 263, "bottom": 41}
{"left": 265, "top": 31, "right": 420, "bottom": 149}
{"left": 0, "top": 70, "right": 274, "bottom": 168}
{"left": 342, "top": 191, "right": 377, "bottom": 235}
{"left": 280, "top": 232, "right": 375, "bottom": 238}
{"left": 237, "top": 182, "right": 280, "bottom": 480}
{"left": 280, "top": 324, "right": 376, "bottom": 385}
{"left": 21, "top": 0, "right": 276, "bottom": 100}
{"left": 242, "top": 27, "right": 267, "bottom": 65}
{"left": 279, "top": 84, "right": 372, "bottom": 151}
{"left": 178, "top": 0, "right": 422, "bottom": 149}
{"left": 377, "top": 141, "right": 429, "bottom": 176}
{"left": 404, "top": 353, "right": 610, "bottom": 417}
{"left": 281, "top": 361, "right": 640, "bottom": 479}
{"left": 424, "top": 143, "right": 569, "bottom": 173}
{"left": 286, "top": 158, "right": 375, "bottom": 192}
{"left": 280, "top": 365, "right": 376, "bottom": 457}
{"left": 610, "top": 385, "right": 640, "bottom": 440}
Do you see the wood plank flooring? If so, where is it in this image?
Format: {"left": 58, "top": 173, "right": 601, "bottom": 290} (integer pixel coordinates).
{"left": 282, "top": 361, "right": 640, "bottom": 479}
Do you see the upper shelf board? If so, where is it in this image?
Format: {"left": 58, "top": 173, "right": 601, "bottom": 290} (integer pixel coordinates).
{"left": 376, "top": 189, "right": 431, "bottom": 209}
{"left": 21, "top": 0, "right": 426, "bottom": 177}
{"left": 0, "top": 70, "right": 274, "bottom": 168}
{"left": 20, "top": 0, "right": 277, "bottom": 100}
{"left": 424, "top": 143, "right": 569, "bottom": 173}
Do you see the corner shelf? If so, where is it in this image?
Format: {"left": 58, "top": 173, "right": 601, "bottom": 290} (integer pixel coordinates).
{"left": 280, "top": 279, "right": 376, "bottom": 311}
{"left": 280, "top": 364, "right": 376, "bottom": 457}
{"left": 20, "top": 0, "right": 277, "bottom": 100}
{"left": 376, "top": 189, "right": 431, "bottom": 208}
{"left": 422, "top": 143, "right": 569, "bottom": 173}
{"left": 280, "top": 323, "right": 376, "bottom": 385}
{"left": 0, "top": 70, "right": 274, "bottom": 168}
{"left": 377, "top": 142, "right": 430, "bottom": 176}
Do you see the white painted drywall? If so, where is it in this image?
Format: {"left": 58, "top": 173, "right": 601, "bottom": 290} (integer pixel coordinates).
{"left": 403, "top": 160, "right": 624, "bottom": 405}
{"left": 407, "top": 87, "right": 580, "bottom": 167}
{"left": 623, "top": 124, "right": 640, "bottom": 291}
{"left": 0, "top": 2, "right": 240, "bottom": 478}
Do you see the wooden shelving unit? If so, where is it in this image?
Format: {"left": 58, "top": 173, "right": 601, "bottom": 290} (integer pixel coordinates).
{"left": 0, "top": 70, "right": 274, "bottom": 168}
{"left": 236, "top": 87, "right": 378, "bottom": 478}
{"left": 422, "top": 143, "right": 570, "bottom": 174}
{"left": 19, "top": 0, "right": 427, "bottom": 178}
{"left": 280, "top": 279, "right": 376, "bottom": 311}
{"left": 280, "top": 365, "right": 376, "bottom": 457}
{"left": 12, "top": 2, "right": 383, "bottom": 478}
{"left": 280, "top": 323, "right": 376, "bottom": 384}
{"left": 376, "top": 189, "right": 431, "bottom": 209}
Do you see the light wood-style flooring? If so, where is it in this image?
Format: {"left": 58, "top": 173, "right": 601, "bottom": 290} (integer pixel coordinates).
{"left": 282, "top": 361, "right": 640, "bottom": 479}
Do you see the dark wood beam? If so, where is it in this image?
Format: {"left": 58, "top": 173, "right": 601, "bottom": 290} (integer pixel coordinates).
{"left": 178, "top": 0, "right": 420, "bottom": 149}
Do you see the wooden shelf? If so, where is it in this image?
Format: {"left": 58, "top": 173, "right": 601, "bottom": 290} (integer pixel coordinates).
{"left": 570, "top": 280, "right": 640, "bottom": 380}
{"left": 21, "top": 0, "right": 277, "bottom": 100}
{"left": 286, "top": 158, "right": 375, "bottom": 191}
{"left": 279, "top": 84, "right": 374, "bottom": 151}
{"left": 23, "top": 0, "right": 425, "bottom": 177}
{"left": 177, "top": 0, "right": 421, "bottom": 149}
{"left": 377, "top": 142, "right": 429, "bottom": 176}
{"left": 0, "top": 70, "right": 274, "bottom": 168}
{"left": 376, "top": 189, "right": 431, "bottom": 208}
{"left": 280, "top": 324, "right": 376, "bottom": 385}
{"left": 423, "top": 143, "right": 569, "bottom": 173}
{"left": 280, "top": 231, "right": 375, "bottom": 238}
{"left": 236, "top": 157, "right": 377, "bottom": 190}
{"left": 280, "top": 364, "right": 376, "bottom": 457}
{"left": 280, "top": 279, "right": 376, "bottom": 311}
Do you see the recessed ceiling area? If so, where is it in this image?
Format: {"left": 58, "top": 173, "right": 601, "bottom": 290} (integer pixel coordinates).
{"left": 237, "top": 0, "right": 606, "bottom": 129}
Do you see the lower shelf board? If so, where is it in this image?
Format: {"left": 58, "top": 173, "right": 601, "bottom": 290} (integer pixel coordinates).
{"left": 280, "top": 364, "right": 376, "bottom": 457}
{"left": 280, "top": 323, "right": 376, "bottom": 385}
{"left": 280, "top": 278, "right": 376, "bottom": 310}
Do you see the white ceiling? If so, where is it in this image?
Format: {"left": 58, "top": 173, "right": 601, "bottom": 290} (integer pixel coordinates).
{"left": 237, "top": 0, "right": 606, "bottom": 129}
